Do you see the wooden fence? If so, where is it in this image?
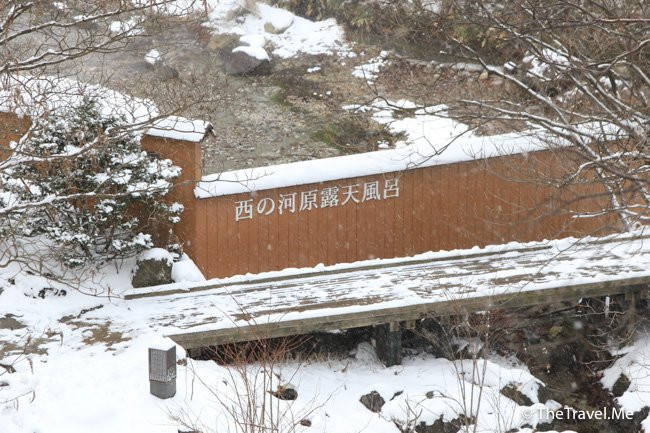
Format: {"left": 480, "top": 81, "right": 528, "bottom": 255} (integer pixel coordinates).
{"left": 180, "top": 151, "right": 614, "bottom": 279}
{"left": 1, "top": 112, "right": 616, "bottom": 280}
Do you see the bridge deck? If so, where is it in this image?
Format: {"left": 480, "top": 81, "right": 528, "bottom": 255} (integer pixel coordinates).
{"left": 119, "top": 234, "right": 650, "bottom": 349}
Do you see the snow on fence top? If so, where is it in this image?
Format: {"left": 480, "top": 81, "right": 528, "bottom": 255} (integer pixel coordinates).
{"left": 146, "top": 116, "right": 213, "bottom": 142}
{"left": 195, "top": 105, "right": 550, "bottom": 198}
{"left": 196, "top": 100, "right": 627, "bottom": 199}
{"left": 195, "top": 130, "right": 547, "bottom": 198}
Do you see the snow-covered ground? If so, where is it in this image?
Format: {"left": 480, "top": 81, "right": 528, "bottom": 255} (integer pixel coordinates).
{"left": 0, "top": 271, "right": 563, "bottom": 433}
{"left": 1, "top": 2, "right": 647, "bottom": 432}
{"left": 3, "top": 234, "right": 649, "bottom": 432}
{"left": 602, "top": 334, "right": 650, "bottom": 431}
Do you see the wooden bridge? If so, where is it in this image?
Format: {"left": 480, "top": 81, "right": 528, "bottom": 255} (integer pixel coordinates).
{"left": 121, "top": 234, "right": 650, "bottom": 365}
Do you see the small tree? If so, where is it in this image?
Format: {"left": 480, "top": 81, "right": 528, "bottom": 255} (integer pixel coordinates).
{"left": 1, "top": 97, "right": 182, "bottom": 268}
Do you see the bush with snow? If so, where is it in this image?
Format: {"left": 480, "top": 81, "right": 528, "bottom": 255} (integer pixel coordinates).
{"left": 0, "top": 97, "right": 182, "bottom": 268}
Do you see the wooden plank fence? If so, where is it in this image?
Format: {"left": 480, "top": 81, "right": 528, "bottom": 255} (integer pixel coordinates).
{"left": 181, "top": 149, "right": 614, "bottom": 279}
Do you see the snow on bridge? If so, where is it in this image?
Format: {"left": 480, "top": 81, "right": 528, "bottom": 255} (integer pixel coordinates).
{"left": 97, "top": 232, "right": 650, "bottom": 361}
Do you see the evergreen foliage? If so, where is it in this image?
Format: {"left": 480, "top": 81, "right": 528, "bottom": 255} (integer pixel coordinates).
{"left": 0, "top": 97, "right": 182, "bottom": 267}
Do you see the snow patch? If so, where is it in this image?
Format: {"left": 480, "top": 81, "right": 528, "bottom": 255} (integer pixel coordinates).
{"left": 109, "top": 18, "right": 143, "bottom": 36}
{"left": 232, "top": 45, "right": 270, "bottom": 61}
{"left": 352, "top": 50, "right": 389, "bottom": 83}
{"left": 240, "top": 34, "right": 266, "bottom": 48}
{"left": 602, "top": 335, "right": 650, "bottom": 429}
{"left": 144, "top": 49, "right": 161, "bottom": 66}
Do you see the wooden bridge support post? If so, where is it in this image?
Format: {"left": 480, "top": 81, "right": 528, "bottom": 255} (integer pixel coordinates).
{"left": 187, "top": 347, "right": 203, "bottom": 359}
{"left": 623, "top": 291, "right": 640, "bottom": 338}
{"left": 374, "top": 322, "right": 402, "bottom": 367}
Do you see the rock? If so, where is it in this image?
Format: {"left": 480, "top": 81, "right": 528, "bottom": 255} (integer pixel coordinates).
{"left": 270, "top": 384, "right": 298, "bottom": 400}
{"left": 548, "top": 325, "right": 564, "bottom": 339}
{"left": 145, "top": 49, "right": 161, "bottom": 66}
{"left": 207, "top": 34, "right": 241, "bottom": 53}
{"left": 264, "top": 21, "right": 287, "bottom": 34}
{"left": 132, "top": 249, "right": 173, "bottom": 288}
{"left": 548, "top": 341, "right": 585, "bottom": 372}
{"left": 36, "top": 287, "right": 67, "bottom": 298}
{"left": 354, "top": 341, "right": 379, "bottom": 363}
{"left": 537, "top": 385, "right": 551, "bottom": 403}
{"left": 415, "top": 416, "right": 468, "bottom": 433}
{"left": 359, "top": 391, "right": 385, "bottom": 413}
{"left": 154, "top": 63, "right": 180, "bottom": 80}
{"left": 478, "top": 70, "right": 489, "bottom": 81}
{"left": 223, "top": 49, "right": 271, "bottom": 76}
{"left": 500, "top": 384, "right": 533, "bottom": 406}
{"left": 612, "top": 373, "right": 631, "bottom": 397}
{"left": 0, "top": 314, "right": 26, "bottom": 330}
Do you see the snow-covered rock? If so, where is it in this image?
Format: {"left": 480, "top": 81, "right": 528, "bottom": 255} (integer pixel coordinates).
{"left": 203, "top": 1, "right": 351, "bottom": 59}
{"left": 132, "top": 248, "right": 173, "bottom": 288}
{"left": 171, "top": 254, "right": 206, "bottom": 283}
{"left": 224, "top": 47, "right": 271, "bottom": 76}
{"left": 232, "top": 45, "right": 269, "bottom": 61}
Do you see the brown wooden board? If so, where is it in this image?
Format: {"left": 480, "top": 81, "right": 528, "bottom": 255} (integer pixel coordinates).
{"left": 161, "top": 149, "right": 614, "bottom": 278}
